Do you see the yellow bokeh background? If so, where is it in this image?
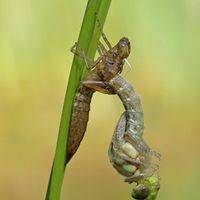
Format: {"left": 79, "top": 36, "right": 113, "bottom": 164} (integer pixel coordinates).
{"left": 0, "top": 0, "right": 200, "bottom": 199}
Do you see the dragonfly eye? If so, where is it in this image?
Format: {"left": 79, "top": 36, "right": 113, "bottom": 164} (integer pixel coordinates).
{"left": 131, "top": 185, "right": 149, "bottom": 199}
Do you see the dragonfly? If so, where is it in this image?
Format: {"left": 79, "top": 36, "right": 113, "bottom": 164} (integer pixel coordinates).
{"left": 108, "top": 74, "right": 163, "bottom": 200}
{"left": 67, "top": 13, "right": 131, "bottom": 163}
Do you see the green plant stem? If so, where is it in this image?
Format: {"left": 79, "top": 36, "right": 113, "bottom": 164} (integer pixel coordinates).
{"left": 45, "top": 1, "right": 112, "bottom": 200}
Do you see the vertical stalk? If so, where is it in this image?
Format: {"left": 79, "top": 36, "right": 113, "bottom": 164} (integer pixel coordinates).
{"left": 45, "top": 1, "right": 112, "bottom": 199}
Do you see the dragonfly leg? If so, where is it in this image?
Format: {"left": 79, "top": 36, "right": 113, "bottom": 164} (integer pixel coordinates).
{"left": 124, "top": 173, "right": 145, "bottom": 183}
{"left": 140, "top": 138, "right": 163, "bottom": 161}
{"left": 81, "top": 80, "right": 115, "bottom": 94}
{"left": 98, "top": 41, "right": 107, "bottom": 54}
{"left": 70, "top": 43, "right": 95, "bottom": 64}
{"left": 120, "top": 153, "right": 150, "bottom": 169}
{"left": 97, "top": 42, "right": 107, "bottom": 56}
{"left": 95, "top": 13, "right": 112, "bottom": 50}
{"left": 81, "top": 58, "right": 122, "bottom": 94}
{"left": 71, "top": 42, "right": 103, "bottom": 70}
{"left": 97, "top": 47, "right": 102, "bottom": 56}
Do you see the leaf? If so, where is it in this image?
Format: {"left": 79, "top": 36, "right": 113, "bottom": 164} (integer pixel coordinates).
{"left": 45, "top": 1, "right": 112, "bottom": 199}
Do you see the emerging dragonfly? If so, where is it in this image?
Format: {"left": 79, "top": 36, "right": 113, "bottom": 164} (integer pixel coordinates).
{"left": 67, "top": 13, "right": 131, "bottom": 163}
{"left": 109, "top": 112, "right": 161, "bottom": 200}
{"left": 108, "top": 74, "right": 163, "bottom": 200}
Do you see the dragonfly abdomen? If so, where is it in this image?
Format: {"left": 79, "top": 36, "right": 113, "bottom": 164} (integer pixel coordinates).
{"left": 67, "top": 83, "right": 94, "bottom": 163}
{"left": 109, "top": 74, "right": 144, "bottom": 137}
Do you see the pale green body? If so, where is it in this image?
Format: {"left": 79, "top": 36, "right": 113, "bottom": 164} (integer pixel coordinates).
{"left": 108, "top": 74, "right": 162, "bottom": 200}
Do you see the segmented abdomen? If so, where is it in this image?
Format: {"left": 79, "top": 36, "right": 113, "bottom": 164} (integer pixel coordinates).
{"left": 67, "top": 83, "right": 94, "bottom": 163}
{"left": 109, "top": 74, "right": 144, "bottom": 137}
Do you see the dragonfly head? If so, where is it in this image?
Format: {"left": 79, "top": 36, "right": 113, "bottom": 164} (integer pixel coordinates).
{"left": 131, "top": 174, "right": 160, "bottom": 200}
{"left": 117, "top": 37, "right": 131, "bottom": 59}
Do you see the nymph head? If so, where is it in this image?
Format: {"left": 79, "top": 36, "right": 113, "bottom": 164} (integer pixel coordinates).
{"left": 117, "top": 37, "right": 131, "bottom": 59}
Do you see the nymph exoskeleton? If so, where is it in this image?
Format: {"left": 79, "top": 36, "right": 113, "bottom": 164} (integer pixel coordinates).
{"left": 67, "top": 13, "right": 131, "bottom": 163}
{"left": 108, "top": 74, "right": 163, "bottom": 200}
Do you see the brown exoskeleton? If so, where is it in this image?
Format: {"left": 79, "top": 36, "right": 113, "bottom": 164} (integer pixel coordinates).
{"left": 67, "top": 13, "right": 131, "bottom": 163}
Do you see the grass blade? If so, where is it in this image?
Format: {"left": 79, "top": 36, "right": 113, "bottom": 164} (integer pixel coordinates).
{"left": 45, "top": 1, "right": 112, "bottom": 199}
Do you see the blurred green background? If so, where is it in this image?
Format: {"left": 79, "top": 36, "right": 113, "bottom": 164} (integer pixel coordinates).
{"left": 0, "top": 0, "right": 200, "bottom": 199}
